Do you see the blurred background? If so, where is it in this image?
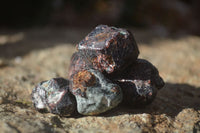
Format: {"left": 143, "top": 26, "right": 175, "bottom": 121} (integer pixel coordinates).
{"left": 0, "top": 0, "right": 200, "bottom": 35}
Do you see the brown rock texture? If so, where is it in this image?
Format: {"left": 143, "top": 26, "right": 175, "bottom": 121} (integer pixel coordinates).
{"left": 0, "top": 28, "right": 200, "bottom": 132}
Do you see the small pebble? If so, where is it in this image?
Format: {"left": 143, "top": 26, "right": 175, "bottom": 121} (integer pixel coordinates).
{"left": 14, "top": 56, "right": 22, "bottom": 64}
{"left": 32, "top": 78, "right": 76, "bottom": 116}
{"left": 71, "top": 69, "right": 123, "bottom": 115}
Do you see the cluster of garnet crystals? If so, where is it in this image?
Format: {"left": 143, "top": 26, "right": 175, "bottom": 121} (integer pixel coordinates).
{"left": 32, "top": 25, "right": 165, "bottom": 116}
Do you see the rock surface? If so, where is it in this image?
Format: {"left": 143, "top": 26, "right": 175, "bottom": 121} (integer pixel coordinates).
{"left": 0, "top": 28, "right": 200, "bottom": 132}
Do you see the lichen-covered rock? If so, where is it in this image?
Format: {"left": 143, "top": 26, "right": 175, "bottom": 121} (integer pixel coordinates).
{"left": 76, "top": 25, "right": 139, "bottom": 74}
{"left": 111, "top": 59, "right": 165, "bottom": 106}
{"left": 71, "top": 69, "right": 123, "bottom": 115}
{"left": 32, "top": 78, "right": 76, "bottom": 116}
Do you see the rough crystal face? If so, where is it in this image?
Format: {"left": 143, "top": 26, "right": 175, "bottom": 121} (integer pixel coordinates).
{"left": 76, "top": 25, "right": 139, "bottom": 74}
{"left": 32, "top": 78, "right": 76, "bottom": 116}
{"left": 68, "top": 52, "right": 88, "bottom": 79}
{"left": 71, "top": 69, "right": 123, "bottom": 115}
{"left": 110, "top": 59, "right": 165, "bottom": 106}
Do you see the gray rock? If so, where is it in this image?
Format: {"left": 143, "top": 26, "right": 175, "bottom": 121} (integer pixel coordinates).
{"left": 71, "top": 69, "right": 123, "bottom": 115}
{"left": 32, "top": 78, "right": 76, "bottom": 116}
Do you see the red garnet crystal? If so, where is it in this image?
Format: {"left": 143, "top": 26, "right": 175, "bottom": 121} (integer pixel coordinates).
{"left": 32, "top": 25, "right": 165, "bottom": 116}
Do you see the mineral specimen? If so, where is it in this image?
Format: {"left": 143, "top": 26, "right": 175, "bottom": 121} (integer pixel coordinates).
{"left": 32, "top": 25, "right": 165, "bottom": 116}
{"left": 32, "top": 78, "right": 76, "bottom": 116}
{"left": 68, "top": 52, "right": 88, "bottom": 79}
{"left": 111, "top": 59, "right": 165, "bottom": 106}
{"left": 67, "top": 25, "right": 165, "bottom": 114}
{"left": 74, "top": 25, "right": 139, "bottom": 74}
{"left": 71, "top": 69, "right": 122, "bottom": 115}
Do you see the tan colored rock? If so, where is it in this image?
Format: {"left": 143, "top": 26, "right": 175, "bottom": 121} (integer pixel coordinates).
{"left": 0, "top": 122, "right": 19, "bottom": 133}
{"left": 174, "top": 108, "right": 200, "bottom": 132}
{"left": 0, "top": 29, "right": 200, "bottom": 132}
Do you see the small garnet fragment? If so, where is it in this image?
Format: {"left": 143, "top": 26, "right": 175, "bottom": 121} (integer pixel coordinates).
{"left": 71, "top": 69, "right": 123, "bottom": 115}
{"left": 76, "top": 25, "right": 139, "bottom": 74}
{"left": 111, "top": 59, "right": 165, "bottom": 106}
{"left": 32, "top": 78, "right": 76, "bottom": 116}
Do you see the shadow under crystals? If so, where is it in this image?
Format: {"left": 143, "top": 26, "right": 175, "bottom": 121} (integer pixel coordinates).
{"left": 98, "top": 82, "right": 200, "bottom": 118}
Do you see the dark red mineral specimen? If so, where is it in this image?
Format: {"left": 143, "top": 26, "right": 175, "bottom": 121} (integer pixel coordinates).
{"left": 68, "top": 25, "right": 165, "bottom": 112}
{"left": 110, "top": 59, "right": 165, "bottom": 106}
{"left": 68, "top": 52, "right": 88, "bottom": 79}
{"left": 32, "top": 25, "right": 165, "bottom": 116}
{"left": 72, "top": 25, "right": 139, "bottom": 75}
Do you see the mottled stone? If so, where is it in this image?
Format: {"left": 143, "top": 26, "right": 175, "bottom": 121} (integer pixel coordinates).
{"left": 68, "top": 52, "right": 88, "bottom": 79}
{"left": 0, "top": 121, "right": 19, "bottom": 133}
{"left": 68, "top": 25, "right": 164, "bottom": 111}
{"left": 76, "top": 25, "right": 139, "bottom": 74}
{"left": 32, "top": 78, "right": 76, "bottom": 116}
{"left": 0, "top": 96, "right": 3, "bottom": 104}
{"left": 111, "top": 59, "right": 165, "bottom": 106}
{"left": 174, "top": 108, "right": 200, "bottom": 132}
{"left": 71, "top": 69, "right": 123, "bottom": 115}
